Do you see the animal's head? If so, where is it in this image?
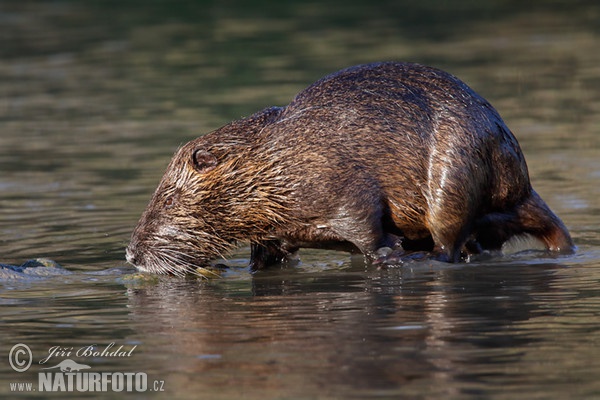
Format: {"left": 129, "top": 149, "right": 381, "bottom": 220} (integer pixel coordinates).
{"left": 126, "top": 133, "right": 291, "bottom": 277}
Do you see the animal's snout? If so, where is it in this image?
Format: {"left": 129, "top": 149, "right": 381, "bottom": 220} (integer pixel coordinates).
{"left": 125, "top": 245, "right": 138, "bottom": 266}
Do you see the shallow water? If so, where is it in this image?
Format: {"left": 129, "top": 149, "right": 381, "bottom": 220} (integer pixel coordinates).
{"left": 1, "top": 1, "right": 599, "bottom": 399}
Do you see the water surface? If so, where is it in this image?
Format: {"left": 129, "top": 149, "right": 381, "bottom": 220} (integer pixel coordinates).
{"left": 1, "top": 1, "right": 599, "bottom": 399}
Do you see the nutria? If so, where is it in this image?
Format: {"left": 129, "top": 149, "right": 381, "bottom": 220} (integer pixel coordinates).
{"left": 126, "top": 62, "right": 574, "bottom": 275}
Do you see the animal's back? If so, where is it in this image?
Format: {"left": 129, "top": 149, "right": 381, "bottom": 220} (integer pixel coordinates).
{"left": 263, "top": 62, "right": 534, "bottom": 253}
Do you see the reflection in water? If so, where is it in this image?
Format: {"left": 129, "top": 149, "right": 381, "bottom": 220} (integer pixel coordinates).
{"left": 124, "top": 261, "right": 578, "bottom": 398}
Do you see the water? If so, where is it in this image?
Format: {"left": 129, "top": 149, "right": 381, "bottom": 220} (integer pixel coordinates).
{"left": 1, "top": 1, "right": 599, "bottom": 398}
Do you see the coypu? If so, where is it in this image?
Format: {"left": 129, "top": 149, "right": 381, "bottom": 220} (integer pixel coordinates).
{"left": 126, "top": 62, "right": 574, "bottom": 275}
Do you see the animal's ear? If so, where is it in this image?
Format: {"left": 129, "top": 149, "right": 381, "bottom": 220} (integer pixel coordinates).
{"left": 192, "top": 149, "right": 218, "bottom": 172}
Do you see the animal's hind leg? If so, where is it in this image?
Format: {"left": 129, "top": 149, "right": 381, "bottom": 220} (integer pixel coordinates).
{"left": 425, "top": 183, "right": 477, "bottom": 262}
{"left": 427, "top": 219, "right": 473, "bottom": 262}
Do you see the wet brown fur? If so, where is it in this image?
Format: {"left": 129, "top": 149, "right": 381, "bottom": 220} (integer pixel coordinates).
{"left": 126, "top": 62, "right": 574, "bottom": 275}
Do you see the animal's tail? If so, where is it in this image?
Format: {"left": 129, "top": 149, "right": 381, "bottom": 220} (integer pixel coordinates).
{"left": 515, "top": 190, "right": 575, "bottom": 254}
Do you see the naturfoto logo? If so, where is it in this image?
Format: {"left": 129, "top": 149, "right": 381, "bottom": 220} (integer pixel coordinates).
{"left": 8, "top": 343, "right": 165, "bottom": 393}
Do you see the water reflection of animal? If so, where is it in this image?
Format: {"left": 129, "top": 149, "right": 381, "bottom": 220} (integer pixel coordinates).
{"left": 127, "top": 62, "right": 574, "bottom": 276}
{"left": 42, "top": 359, "right": 91, "bottom": 372}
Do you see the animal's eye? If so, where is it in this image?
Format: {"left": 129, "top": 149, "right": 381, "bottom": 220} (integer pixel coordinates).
{"left": 164, "top": 196, "right": 175, "bottom": 208}
{"left": 192, "top": 149, "right": 218, "bottom": 172}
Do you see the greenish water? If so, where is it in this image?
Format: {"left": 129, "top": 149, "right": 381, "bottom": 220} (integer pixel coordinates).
{"left": 1, "top": 1, "right": 599, "bottom": 399}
